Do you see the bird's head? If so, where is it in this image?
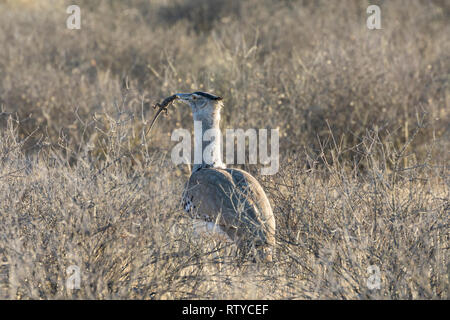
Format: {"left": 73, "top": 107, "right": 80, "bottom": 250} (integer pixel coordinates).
{"left": 148, "top": 91, "right": 224, "bottom": 135}
{"left": 175, "top": 91, "right": 223, "bottom": 122}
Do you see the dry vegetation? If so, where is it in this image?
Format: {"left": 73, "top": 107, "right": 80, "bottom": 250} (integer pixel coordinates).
{"left": 0, "top": 0, "right": 449, "bottom": 299}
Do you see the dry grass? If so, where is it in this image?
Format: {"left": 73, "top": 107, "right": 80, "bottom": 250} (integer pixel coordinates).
{"left": 0, "top": 0, "right": 448, "bottom": 299}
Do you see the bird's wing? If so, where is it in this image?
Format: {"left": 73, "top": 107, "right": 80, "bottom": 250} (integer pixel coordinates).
{"left": 183, "top": 168, "right": 275, "bottom": 246}
{"left": 225, "top": 168, "right": 275, "bottom": 246}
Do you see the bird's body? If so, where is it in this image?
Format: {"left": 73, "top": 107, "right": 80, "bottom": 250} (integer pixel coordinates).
{"left": 183, "top": 167, "right": 275, "bottom": 259}
{"left": 164, "top": 92, "right": 275, "bottom": 261}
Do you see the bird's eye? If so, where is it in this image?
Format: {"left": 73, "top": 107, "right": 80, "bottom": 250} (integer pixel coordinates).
{"left": 192, "top": 95, "right": 197, "bottom": 100}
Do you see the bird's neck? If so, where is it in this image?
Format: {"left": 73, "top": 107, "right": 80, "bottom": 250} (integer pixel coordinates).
{"left": 193, "top": 110, "right": 226, "bottom": 172}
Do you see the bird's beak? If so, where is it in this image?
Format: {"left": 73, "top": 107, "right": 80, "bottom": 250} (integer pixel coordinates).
{"left": 175, "top": 93, "right": 192, "bottom": 102}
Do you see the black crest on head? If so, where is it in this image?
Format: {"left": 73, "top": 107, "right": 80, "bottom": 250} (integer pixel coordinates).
{"left": 193, "top": 91, "right": 223, "bottom": 101}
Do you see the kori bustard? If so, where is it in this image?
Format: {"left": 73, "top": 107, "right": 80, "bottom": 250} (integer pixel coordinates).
{"left": 152, "top": 92, "right": 276, "bottom": 261}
